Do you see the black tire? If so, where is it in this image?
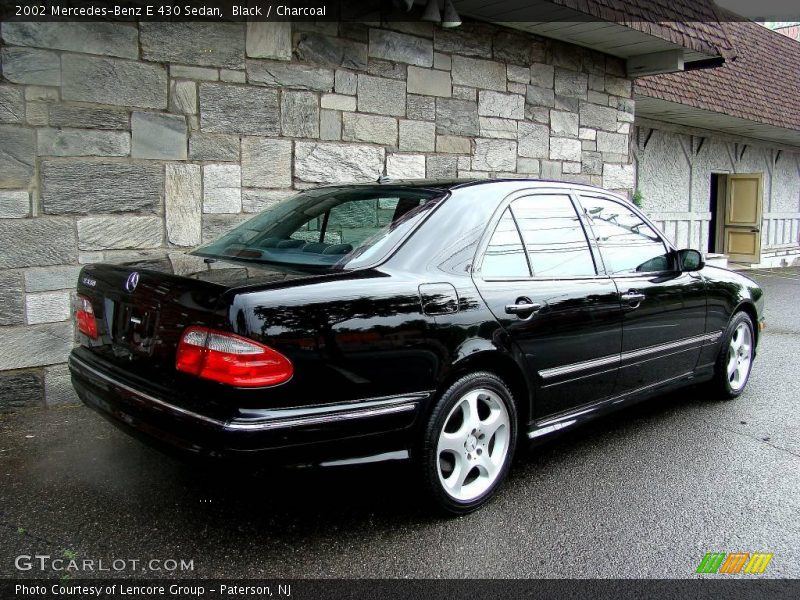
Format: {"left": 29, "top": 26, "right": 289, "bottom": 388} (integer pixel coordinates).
{"left": 415, "top": 371, "right": 517, "bottom": 515}
{"left": 710, "top": 311, "right": 755, "bottom": 400}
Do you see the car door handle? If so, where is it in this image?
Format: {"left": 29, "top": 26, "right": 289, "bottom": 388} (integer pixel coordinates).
{"left": 620, "top": 291, "right": 646, "bottom": 305}
{"left": 505, "top": 299, "right": 542, "bottom": 316}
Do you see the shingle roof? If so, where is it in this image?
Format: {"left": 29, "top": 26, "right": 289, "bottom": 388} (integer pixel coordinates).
{"left": 550, "top": 0, "right": 733, "bottom": 58}
{"left": 635, "top": 20, "right": 800, "bottom": 132}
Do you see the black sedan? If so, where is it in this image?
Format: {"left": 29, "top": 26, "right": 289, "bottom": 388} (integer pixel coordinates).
{"left": 69, "top": 179, "right": 765, "bottom": 514}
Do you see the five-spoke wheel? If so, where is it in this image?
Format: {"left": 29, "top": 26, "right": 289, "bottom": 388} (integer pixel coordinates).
{"left": 436, "top": 389, "right": 511, "bottom": 502}
{"left": 726, "top": 321, "right": 753, "bottom": 392}
{"left": 417, "top": 372, "right": 517, "bottom": 515}
{"left": 712, "top": 311, "right": 755, "bottom": 399}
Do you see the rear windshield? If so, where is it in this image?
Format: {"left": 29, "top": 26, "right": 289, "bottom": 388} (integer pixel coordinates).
{"left": 192, "top": 186, "right": 444, "bottom": 271}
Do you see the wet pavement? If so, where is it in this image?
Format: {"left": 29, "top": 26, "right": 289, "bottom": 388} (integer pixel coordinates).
{"left": 1, "top": 268, "right": 798, "bottom": 579}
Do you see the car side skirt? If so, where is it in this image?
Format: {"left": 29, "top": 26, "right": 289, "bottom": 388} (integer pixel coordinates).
{"left": 527, "top": 366, "right": 715, "bottom": 442}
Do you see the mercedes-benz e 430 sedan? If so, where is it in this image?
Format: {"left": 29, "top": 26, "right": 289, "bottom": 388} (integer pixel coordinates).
{"left": 70, "top": 179, "right": 764, "bottom": 513}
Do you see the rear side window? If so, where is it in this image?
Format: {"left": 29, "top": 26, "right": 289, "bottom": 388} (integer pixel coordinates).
{"left": 480, "top": 208, "right": 530, "bottom": 277}
{"left": 510, "top": 194, "right": 596, "bottom": 277}
{"left": 579, "top": 196, "right": 672, "bottom": 274}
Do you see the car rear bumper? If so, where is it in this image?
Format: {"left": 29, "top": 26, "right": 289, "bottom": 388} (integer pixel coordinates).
{"left": 68, "top": 351, "right": 424, "bottom": 464}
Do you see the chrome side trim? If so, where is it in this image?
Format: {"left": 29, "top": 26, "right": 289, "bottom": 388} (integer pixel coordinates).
{"left": 225, "top": 403, "right": 416, "bottom": 432}
{"left": 528, "top": 370, "right": 697, "bottom": 439}
{"left": 69, "top": 355, "right": 419, "bottom": 433}
{"left": 619, "top": 331, "right": 722, "bottom": 365}
{"left": 319, "top": 450, "right": 410, "bottom": 467}
{"left": 538, "top": 354, "right": 620, "bottom": 381}
{"left": 532, "top": 401, "right": 606, "bottom": 433}
{"left": 538, "top": 330, "right": 723, "bottom": 381}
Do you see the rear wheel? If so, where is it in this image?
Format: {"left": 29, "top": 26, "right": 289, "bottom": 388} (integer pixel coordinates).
{"left": 711, "top": 311, "right": 755, "bottom": 399}
{"left": 416, "top": 372, "right": 517, "bottom": 515}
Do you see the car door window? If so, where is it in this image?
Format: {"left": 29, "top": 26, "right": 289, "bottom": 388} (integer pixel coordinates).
{"left": 510, "top": 195, "right": 596, "bottom": 277}
{"left": 480, "top": 208, "right": 530, "bottom": 277}
{"left": 579, "top": 196, "right": 672, "bottom": 274}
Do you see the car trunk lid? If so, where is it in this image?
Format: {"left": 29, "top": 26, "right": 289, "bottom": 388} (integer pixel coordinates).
{"left": 75, "top": 255, "right": 315, "bottom": 376}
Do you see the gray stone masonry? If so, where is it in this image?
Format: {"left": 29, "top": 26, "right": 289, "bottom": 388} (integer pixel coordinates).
{"left": 369, "top": 29, "right": 432, "bottom": 67}
{"left": 295, "top": 32, "right": 368, "bottom": 71}
{"left": 62, "top": 55, "right": 167, "bottom": 109}
{"left": 200, "top": 83, "right": 280, "bottom": 135}
{"left": 0, "top": 19, "right": 635, "bottom": 408}
{"left": 141, "top": 23, "right": 245, "bottom": 69}
{"left": 165, "top": 164, "right": 202, "bottom": 247}
{"left": 247, "top": 22, "right": 292, "bottom": 61}
{"left": 131, "top": 112, "right": 187, "bottom": 160}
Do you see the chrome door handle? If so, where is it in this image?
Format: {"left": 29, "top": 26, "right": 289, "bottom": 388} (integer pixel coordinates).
{"left": 505, "top": 299, "right": 542, "bottom": 315}
{"left": 620, "top": 291, "right": 645, "bottom": 304}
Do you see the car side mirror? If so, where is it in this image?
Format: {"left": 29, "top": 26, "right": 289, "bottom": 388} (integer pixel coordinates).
{"left": 677, "top": 249, "right": 704, "bottom": 272}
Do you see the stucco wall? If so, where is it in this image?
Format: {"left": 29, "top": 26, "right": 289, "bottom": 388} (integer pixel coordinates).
{"left": 0, "top": 20, "right": 636, "bottom": 409}
{"left": 633, "top": 123, "right": 800, "bottom": 263}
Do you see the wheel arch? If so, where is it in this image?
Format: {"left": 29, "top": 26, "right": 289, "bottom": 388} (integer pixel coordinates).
{"left": 434, "top": 349, "right": 533, "bottom": 433}
{"left": 733, "top": 300, "right": 760, "bottom": 349}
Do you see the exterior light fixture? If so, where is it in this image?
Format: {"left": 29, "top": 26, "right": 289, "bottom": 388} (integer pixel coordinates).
{"left": 421, "top": 0, "right": 441, "bottom": 22}
{"left": 441, "top": 0, "right": 462, "bottom": 28}
{"left": 419, "top": 0, "right": 462, "bottom": 28}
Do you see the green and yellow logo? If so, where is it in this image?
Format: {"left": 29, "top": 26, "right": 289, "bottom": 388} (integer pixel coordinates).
{"left": 696, "top": 552, "right": 773, "bottom": 574}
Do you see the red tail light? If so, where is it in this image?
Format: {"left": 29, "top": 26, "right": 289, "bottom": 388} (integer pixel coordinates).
{"left": 175, "top": 326, "right": 293, "bottom": 388}
{"left": 75, "top": 294, "right": 98, "bottom": 339}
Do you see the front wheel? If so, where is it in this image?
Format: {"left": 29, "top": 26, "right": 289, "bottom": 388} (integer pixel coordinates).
{"left": 416, "top": 372, "right": 517, "bottom": 515}
{"left": 711, "top": 311, "right": 755, "bottom": 399}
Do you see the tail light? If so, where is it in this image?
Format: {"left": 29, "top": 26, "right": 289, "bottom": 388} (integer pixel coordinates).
{"left": 175, "top": 326, "right": 293, "bottom": 388}
{"left": 75, "top": 294, "right": 98, "bottom": 339}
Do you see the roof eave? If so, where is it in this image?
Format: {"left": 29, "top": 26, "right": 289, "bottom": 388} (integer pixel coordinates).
{"left": 634, "top": 94, "right": 800, "bottom": 150}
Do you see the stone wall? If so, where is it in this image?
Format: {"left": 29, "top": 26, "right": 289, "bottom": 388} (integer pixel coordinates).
{"left": 0, "top": 19, "right": 636, "bottom": 409}
{"left": 633, "top": 121, "right": 800, "bottom": 265}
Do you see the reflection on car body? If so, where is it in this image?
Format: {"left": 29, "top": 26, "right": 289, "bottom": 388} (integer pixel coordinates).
{"left": 69, "top": 179, "right": 764, "bottom": 514}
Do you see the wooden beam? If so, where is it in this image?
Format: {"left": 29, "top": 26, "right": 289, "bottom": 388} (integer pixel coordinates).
{"left": 693, "top": 136, "right": 706, "bottom": 156}
{"left": 726, "top": 142, "right": 737, "bottom": 169}
{"left": 678, "top": 135, "right": 692, "bottom": 164}
{"left": 765, "top": 148, "right": 774, "bottom": 179}
{"left": 639, "top": 127, "right": 654, "bottom": 151}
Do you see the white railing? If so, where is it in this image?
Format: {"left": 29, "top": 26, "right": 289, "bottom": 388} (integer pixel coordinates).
{"left": 644, "top": 210, "right": 800, "bottom": 252}
{"left": 643, "top": 211, "right": 712, "bottom": 250}
{"left": 762, "top": 213, "right": 800, "bottom": 249}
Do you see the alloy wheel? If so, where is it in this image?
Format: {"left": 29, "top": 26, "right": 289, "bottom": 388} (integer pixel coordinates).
{"left": 435, "top": 388, "right": 511, "bottom": 502}
{"left": 727, "top": 322, "right": 753, "bottom": 392}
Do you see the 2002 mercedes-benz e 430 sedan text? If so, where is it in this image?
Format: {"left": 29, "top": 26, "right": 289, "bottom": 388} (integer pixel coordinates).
{"left": 70, "top": 179, "right": 765, "bottom": 513}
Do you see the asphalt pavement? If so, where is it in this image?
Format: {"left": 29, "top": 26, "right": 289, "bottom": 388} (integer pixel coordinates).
{"left": 1, "top": 268, "right": 798, "bottom": 579}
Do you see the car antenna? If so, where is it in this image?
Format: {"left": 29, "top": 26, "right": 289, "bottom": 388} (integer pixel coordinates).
{"left": 377, "top": 174, "right": 392, "bottom": 184}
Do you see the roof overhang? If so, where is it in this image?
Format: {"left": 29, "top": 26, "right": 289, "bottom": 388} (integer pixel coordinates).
{"left": 635, "top": 95, "right": 800, "bottom": 149}
{"left": 451, "top": 0, "right": 722, "bottom": 75}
